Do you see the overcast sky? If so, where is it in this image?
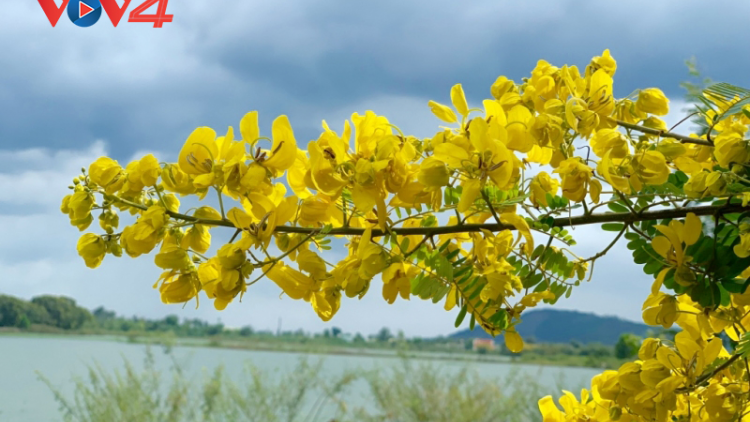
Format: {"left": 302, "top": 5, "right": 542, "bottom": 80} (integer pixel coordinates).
{"left": 1, "top": 0, "right": 748, "bottom": 337}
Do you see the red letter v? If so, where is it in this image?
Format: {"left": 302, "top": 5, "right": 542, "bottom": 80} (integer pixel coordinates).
{"left": 100, "top": 0, "right": 131, "bottom": 27}
{"left": 37, "top": 0, "right": 69, "bottom": 27}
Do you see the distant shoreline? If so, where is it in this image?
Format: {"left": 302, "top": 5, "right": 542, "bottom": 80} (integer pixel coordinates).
{"left": 0, "top": 330, "right": 622, "bottom": 369}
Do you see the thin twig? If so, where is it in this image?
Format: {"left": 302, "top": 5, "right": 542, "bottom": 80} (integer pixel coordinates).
{"left": 480, "top": 187, "right": 502, "bottom": 225}
{"left": 581, "top": 226, "right": 627, "bottom": 262}
{"left": 615, "top": 120, "right": 713, "bottom": 146}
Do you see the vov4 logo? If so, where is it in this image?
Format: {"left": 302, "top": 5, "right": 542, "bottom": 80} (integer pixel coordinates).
{"left": 38, "top": 0, "right": 173, "bottom": 28}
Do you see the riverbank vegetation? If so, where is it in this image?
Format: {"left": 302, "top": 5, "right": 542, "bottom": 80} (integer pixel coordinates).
{"left": 1, "top": 293, "right": 644, "bottom": 369}
{"left": 40, "top": 350, "right": 560, "bottom": 422}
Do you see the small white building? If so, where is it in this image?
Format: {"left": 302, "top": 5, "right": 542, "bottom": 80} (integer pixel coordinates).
{"left": 472, "top": 338, "right": 495, "bottom": 352}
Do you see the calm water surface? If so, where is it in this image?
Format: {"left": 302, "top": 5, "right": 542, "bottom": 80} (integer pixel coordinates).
{"left": 0, "top": 336, "right": 600, "bottom": 421}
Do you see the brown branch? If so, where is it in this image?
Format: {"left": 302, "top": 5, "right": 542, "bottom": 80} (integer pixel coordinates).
{"left": 675, "top": 353, "right": 741, "bottom": 394}
{"left": 615, "top": 120, "right": 713, "bottom": 146}
{"left": 110, "top": 193, "right": 746, "bottom": 239}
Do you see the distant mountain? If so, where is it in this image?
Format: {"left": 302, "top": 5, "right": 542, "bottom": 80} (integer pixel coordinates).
{"left": 448, "top": 309, "right": 652, "bottom": 345}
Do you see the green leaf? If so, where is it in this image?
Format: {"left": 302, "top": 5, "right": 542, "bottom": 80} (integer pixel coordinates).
{"left": 531, "top": 244, "right": 546, "bottom": 260}
{"left": 602, "top": 223, "right": 625, "bottom": 232}
{"left": 643, "top": 260, "right": 664, "bottom": 275}
{"left": 540, "top": 216, "right": 555, "bottom": 228}
{"left": 522, "top": 272, "right": 544, "bottom": 289}
{"left": 702, "top": 82, "right": 750, "bottom": 124}
{"left": 721, "top": 277, "right": 750, "bottom": 294}
{"left": 607, "top": 202, "right": 629, "bottom": 213}
{"left": 435, "top": 255, "right": 454, "bottom": 282}
{"left": 454, "top": 305, "right": 468, "bottom": 328}
{"left": 400, "top": 238, "right": 410, "bottom": 253}
{"left": 488, "top": 309, "right": 509, "bottom": 329}
{"left": 454, "top": 266, "right": 472, "bottom": 281}
{"left": 737, "top": 331, "right": 750, "bottom": 358}
{"left": 469, "top": 313, "right": 476, "bottom": 331}
{"left": 446, "top": 249, "right": 461, "bottom": 261}
{"left": 691, "top": 280, "right": 722, "bottom": 308}
{"left": 431, "top": 285, "right": 450, "bottom": 304}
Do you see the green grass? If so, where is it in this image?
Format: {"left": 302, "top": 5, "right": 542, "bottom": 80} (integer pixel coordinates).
{"left": 39, "top": 349, "right": 568, "bottom": 422}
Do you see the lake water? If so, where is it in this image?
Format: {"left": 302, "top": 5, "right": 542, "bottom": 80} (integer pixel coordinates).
{"left": 0, "top": 336, "right": 600, "bottom": 421}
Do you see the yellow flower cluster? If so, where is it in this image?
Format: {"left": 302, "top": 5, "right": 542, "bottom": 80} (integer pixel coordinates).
{"left": 540, "top": 290, "right": 750, "bottom": 422}
{"left": 62, "top": 50, "right": 750, "bottom": 421}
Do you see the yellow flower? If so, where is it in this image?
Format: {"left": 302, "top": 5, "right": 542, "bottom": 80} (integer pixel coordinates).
{"left": 505, "top": 105, "right": 535, "bottom": 152}
{"left": 451, "top": 83, "right": 470, "bottom": 118}
{"left": 590, "top": 128, "right": 629, "bottom": 159}
{"left": 432, "top": 142, "right": 469, "bottom": 169}
{"left": 120, "top": 206, "right": 168, "bottom": 258}
{"left": 457, "top": 178, "right": 481, "bottom": 213}
{"left": 181, "top": 225, "right": 211, "bottom": 253}
{"left": 650, "top": 213, "right": 702, "bottom": 279}
{"left": 381, "top": 261, "right": 416, "bottom": 304}
{"left": 297, "top": 248, "right": 328, "bottom": 280}
{"left": 307, "top": 141, "right": 347, "bottom": 196}
{"left": 266, "top": 262, "right": 319, "bottom": 300}
{"left": 352, "top": 111, "right": 391, "bottom": 157}
{"left": 640, "top": 359, "right": 671, "bottom": 388}
{"left": 597, "top": 150, "right": 631, "bottom": 194}
{"left": 504, "top": 328, "right": 523, "bottom": 353}
{"left": 642, "top": 292, "right": 678, "bottom": 328}
{"left": 198, "top": 258, "right": 247, "bottom": 310}
{"left": 589, "top": 49, "right": 617, "bottom": 76}
{"left": 684, "top": 171, "right": 726, "bottom": 198}
{"left": 428, "top": 100, "right": 458, "bottom": 123}
{"left": 88, "top": 157, "right": 125, "bottom": 194}
{"left": 480, "top": 260, "right": 521, "bottom": 303}
{"left": 636, "top": 88, "right": 670, "bottom": 116}
{"left": 656, "top": 331, "right": 722, "bottom": 383}
{"left": 639, "top": 338, "right": 661, "bottom": 360}
{"left": 62, "top": 189, "right": 96, "bottom": 231}
{"left": 418, "top": 157, "right": 450, "bottom": 187}
{"left": 77, "top": 233, "right": 106, "bottom": 268}
{"left": 178, "top": 127, "right": 218, "bottom": 176}
{"left": 529, "top": 172, "right": 559, "bottom": 207}
{"left": 553, "top": 158, "right": 594, "bottom": 203}
{"left": 586, "top": 69, "right": 615, "bottom": 118}
{"left": 156, "top": 271, "right": 201, "bottom": 305}
{"left": 154, "top": 245, "right": 192, "bottom": 271}
{"left": 538, "top": 396, "right": 564, "bottom": 422}
{"left": 298, "top": 195, "right": 341, "bottom": 227}
{"left": 519, "top": 291, "right": 555, "bottom": 308}
{"left": 490, "top": 76, "right": 515, "bottom": 101}
{"left": 161, "top": 164, "right": 197, "bottom": 196}
{"left": 260, "top": 115, "right": 298, "bottom": 174}
{"left": 287, "top": 150, "right": 313, "bottom": 199}
{"left": 134, "top": 154, "right": 161, "bottom": 187}
{"left": 734, "top": 224, "right": 750, "bottom": 258}
{"left": 632, "top": 150, "right": 670, "bottom": 187}
{"left": 67, "top": 190, "right": 95, "bottom": 220}
{"left": 310, "top": 287, "right": 341, "bottom": 322}
{"left": 714, "top": 133, "right": 749, "bottom": 168}
{"left": 614, "top": 98, "right": 647, "bottom": 124}
{"left": 565, "top": 98, "right": 598, "bottom": 137}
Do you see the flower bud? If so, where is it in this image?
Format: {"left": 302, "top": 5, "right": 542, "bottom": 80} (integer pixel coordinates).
{"left": 609, "top": 405, "right": 622, "bottom": 420}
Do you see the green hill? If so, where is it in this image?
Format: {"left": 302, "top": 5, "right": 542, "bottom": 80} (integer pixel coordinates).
{"left": 448, "top": 309, "right": 653, "bottom": 345}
